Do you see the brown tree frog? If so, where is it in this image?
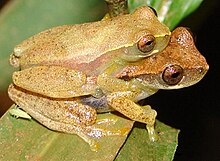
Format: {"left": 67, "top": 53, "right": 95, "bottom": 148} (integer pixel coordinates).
{"left": 8, "top": 26, "right": 208, "bottom": 150}
{"left": 8, "top": 7, "right": 207, "bottom": 150}
{"left": 8, "top": 6, "right": 171, "bottom": 150}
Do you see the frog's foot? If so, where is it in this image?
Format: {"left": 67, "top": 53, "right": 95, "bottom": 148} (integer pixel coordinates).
{"left": 78, "top": 114, "right": 132, "bottom": 151}
{"left": 74, "top": 130, "right": 100, "bottom": 151}
{"left": 89, "top": 116, "right": 131, "bottom": 137}
{"left": 75, "top": 119, "right": 131, "bottom": 151}
{"left": 146, "top": 124, "right": 158, "bottom": 142}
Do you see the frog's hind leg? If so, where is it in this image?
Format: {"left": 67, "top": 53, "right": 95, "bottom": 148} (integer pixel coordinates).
{"left": 8, "top": 84, "right": 99, "bottom": 149}
{"left": 12, "top": 65, "right": 97, "bottom": 98}
{"left": 8, "top": 84, "right": 131, "bottom": 151}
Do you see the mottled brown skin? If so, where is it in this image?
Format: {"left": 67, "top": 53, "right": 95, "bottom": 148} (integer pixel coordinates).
{"left": 116, "top": 27, "right": 209, "bottom": 89}
{"left": 8, "top": 7, "right": 172, "bottom": 151}
{"left": 8, "top": 27, "right": 208, "bottom": 150}
{"left": 10, "top": 6, "right": 170, "bottom": 75}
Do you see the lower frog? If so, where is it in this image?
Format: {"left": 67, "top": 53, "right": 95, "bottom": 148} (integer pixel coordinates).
{"left": 8, "top": 27, "right": 208, "bottom": 151}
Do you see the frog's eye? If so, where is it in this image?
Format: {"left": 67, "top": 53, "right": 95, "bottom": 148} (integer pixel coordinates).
{"left": 148, "top": 6, "right": 158, "bottom": 17}
{"left": 137, "top": 34, "right": 156, "bottom": 53}
{"left": 162, "top": 65, "right": 184, "bottom": 85}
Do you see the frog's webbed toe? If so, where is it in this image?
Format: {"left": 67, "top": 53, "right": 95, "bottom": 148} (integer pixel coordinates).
{"left": 78, "top": 115, "right": 132, "bottom": 151}
{"left": 9, "top": 54, "right": 20, "bottom": 68}
{"left": 88, "top": 117, "right": 131, "bottom": 137}
{"left": 146, "top": 124, "right": 158, "bottom": 142}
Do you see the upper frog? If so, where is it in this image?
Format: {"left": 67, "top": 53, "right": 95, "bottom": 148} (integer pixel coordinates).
{"left": 10, "top": 6, "right": 170, "bottom": 75}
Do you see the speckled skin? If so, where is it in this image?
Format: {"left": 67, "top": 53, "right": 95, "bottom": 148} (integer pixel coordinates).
{"left": 116, "top": 27, "right": 209, "bottom": 89}
{"left": 10, "top": 6, "right": 170, "bottom": 72}
{"left": 8, "top": 14, "right": 208, "bottom": 151}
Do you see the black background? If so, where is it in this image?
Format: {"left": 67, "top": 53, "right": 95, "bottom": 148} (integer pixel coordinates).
{"left": 0, "top": 1, "right": 220, "bottom": 161}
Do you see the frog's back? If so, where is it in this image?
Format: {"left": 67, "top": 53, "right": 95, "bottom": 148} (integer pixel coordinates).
{"left": 10, "top": 7, "right": 169, "bottom": 74}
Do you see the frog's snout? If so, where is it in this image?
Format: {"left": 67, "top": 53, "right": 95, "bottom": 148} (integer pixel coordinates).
{"left": 197, "top": 65, "right": 209, "bottom": 75}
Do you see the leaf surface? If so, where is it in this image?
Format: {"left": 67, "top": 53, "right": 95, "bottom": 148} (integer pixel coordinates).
{"left": 0, "top": 112, "right": 134, "bottom": 161}
{"left": 115, "top": 121, "right": 179, "bottom": 161}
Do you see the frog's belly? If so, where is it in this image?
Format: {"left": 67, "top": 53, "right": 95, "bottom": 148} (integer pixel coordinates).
{"left": 80, "top": 95, "right": 114, "bottom": 113}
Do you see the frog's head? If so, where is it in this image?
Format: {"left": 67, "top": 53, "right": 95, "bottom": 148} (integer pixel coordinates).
{"left": 105, "top": 6, "right": 171, "bottom": 61}
{"left": 120, "top": 6, "right": 171, "bottom": 60}
{"left": 116, "top": 27, "right": 209, "bottom": 90}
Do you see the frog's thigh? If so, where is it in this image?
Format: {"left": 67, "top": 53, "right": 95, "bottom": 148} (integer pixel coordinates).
{"left": 107, "top": 92, "right": 157, "bottom": 126}
{"left": 12, "top": 65, "right": 95, "bottom": 98}
{"left": 8, "top": 84, "right": 97, "bottom": 127}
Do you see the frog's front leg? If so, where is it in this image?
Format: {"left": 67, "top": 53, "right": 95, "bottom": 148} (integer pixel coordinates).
{"left": 8, "top": 84, "right": 130, "bottom": 151}
{"left": 107, "top": 91, "right": 158, "bottom": 141}
{"left": 97, "top": 64, "right": 158, "bottom": 141}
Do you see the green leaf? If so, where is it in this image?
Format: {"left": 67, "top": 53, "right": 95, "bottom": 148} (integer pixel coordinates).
{"left": 0, "top": 111, "right": 134, "bottom": 161}
{"left": 115, "top": 121, "right": 179, "bottom": 161}
{"left": 129, "top": 0, "right": 203, "bottom": 30}
{"left": 0, "top": 108, "right": 179, "bottom": 161}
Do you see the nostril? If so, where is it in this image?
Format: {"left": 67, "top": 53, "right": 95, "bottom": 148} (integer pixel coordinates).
{"left": 198, "top": 67, "right": 204, "bottom": 74}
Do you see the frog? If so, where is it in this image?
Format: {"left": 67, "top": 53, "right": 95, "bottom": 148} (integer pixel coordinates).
{"left": 8, "top": 5, "right": 207, "bottom": 150}
{"left": 8, "top": 25, "right": 208, "bottom": 151}
{"left": 8, "top": 6, "right": 171, "bottom": 150}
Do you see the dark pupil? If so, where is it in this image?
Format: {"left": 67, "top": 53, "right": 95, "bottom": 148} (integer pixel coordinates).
{"left": 171, "top": 72, "right": 180, "bottom": 78}
{"left": 137, "top": 35, "right": 155, "bottom": 53}
{"left": 146, "top": 40, "right": 153, "bottom": 46}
